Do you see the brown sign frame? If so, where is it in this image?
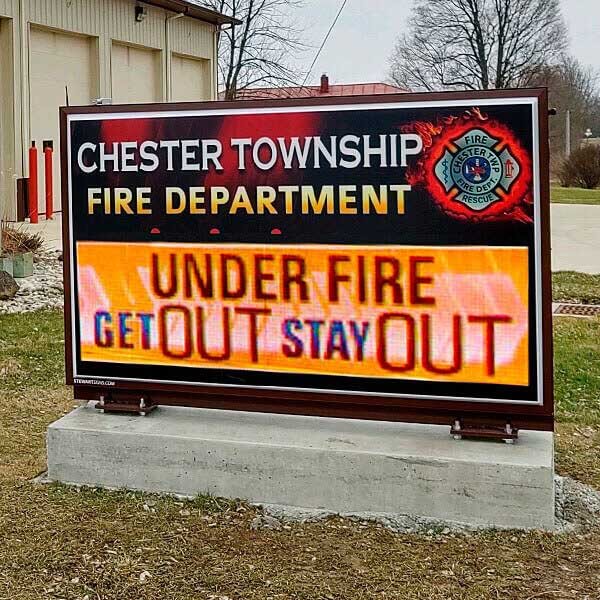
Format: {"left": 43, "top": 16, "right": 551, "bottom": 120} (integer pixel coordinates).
{"left": 61, "top": 88, "right": 554, "bottom": 431}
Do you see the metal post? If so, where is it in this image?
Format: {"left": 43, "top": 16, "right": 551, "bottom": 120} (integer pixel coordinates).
{"left": 565, "top": 109, "right": 571, "bottom": 157}
{"left": 28, "top": 141, "right": 38, "bottom": 224}
{"left": 44, "top": 143, "right": 53, "bottom": 220}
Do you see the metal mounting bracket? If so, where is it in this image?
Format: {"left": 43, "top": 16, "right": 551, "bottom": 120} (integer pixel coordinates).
{"left": 451, "top": 419, "right": 518, "bottom": 443}
{"left": 96, "top": 393, "right": 157, "bottom": 416}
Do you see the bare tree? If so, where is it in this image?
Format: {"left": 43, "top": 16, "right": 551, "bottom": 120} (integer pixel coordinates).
{"left": 389, "top": 0, "right": 567, "bottom": 91}
{"left": 205, "top": 0, "right": 306, "bottom": 100}
{"left": 531, "top": 58, "right": 600, "bottom": 161}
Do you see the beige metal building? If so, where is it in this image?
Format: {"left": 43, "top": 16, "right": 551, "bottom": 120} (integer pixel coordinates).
{"left": 0, "top": 0, "right": 235, "bottom": 221}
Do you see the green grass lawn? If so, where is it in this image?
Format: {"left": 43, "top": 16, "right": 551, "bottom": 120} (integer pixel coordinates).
{"left": 554, "top": 316, "right": 600, "bottom": 424}
{"left": 551, "top": 185, "right": 600, "bottom": 204}
{"left": 553, "top": 271, "right": 600, "bottom": 305}
{"left": 0, "top": 310, "right": 599, "bottom": 599}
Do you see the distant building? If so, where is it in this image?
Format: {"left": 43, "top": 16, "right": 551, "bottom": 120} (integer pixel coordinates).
{"left": 228, "top": 73, "right": 407, "bottom": 100}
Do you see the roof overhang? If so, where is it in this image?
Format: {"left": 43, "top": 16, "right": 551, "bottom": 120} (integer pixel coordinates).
{"left": 139, "top": 0, "right": 241, "bottom": 26}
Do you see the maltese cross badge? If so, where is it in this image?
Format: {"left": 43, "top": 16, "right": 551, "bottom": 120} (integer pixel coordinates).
{"left": 434, "top": 128, "right": 521, "bottom": 212}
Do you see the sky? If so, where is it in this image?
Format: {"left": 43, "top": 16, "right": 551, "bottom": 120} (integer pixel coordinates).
{"left": 296, "top": 0, "right": 600, "bottom": 86}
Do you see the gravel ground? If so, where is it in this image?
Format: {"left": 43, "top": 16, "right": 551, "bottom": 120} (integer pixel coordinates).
{"left": 0, "top": 250, "right": 64, "bottom": 314}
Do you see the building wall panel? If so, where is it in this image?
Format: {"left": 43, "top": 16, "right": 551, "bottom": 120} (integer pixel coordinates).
{"left": 25, "top": 0, "right": 101, "bottom": 36}
{"left": 24, "top": 0, "right": 169, "bottom": 47}
{"left": 104, "top": 0, "right": 165, "bottom": 49}
{"left": 0, "top": 0, "right": 16, "bottom": 18}
{"left": 170, "top": 17, "right": 213, "bottom": 59}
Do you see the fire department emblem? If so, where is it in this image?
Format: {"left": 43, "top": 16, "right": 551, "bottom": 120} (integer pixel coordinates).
{"left": 434, "top": 128, "right": 521, "bottom": 212}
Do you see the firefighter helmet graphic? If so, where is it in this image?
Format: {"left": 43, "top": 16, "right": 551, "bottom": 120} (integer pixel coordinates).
{"left": 434, "top": 128, "right": 521, "bottom": 212}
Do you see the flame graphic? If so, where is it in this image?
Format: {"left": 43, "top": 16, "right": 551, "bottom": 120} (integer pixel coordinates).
{"left": 402, "top": 109, "right": 533, "bottom": 223}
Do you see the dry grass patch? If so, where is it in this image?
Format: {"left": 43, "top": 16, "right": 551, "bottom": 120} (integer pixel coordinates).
{"left": 0, "top": 357, "right": 22, "bottom": 377}
{"left": 0, "top": 387, "right": 73, "bottom": 481}
{"left": 0, "top": 222, "right": 45, "bottom": 255}
{"left": 1, "top": 479, "right": 600, "bottom": 600}
{"left": 556, "top": 423, "right": 600, "bottom": 490}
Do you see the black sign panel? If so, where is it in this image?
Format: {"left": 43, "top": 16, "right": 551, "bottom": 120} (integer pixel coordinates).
{"left": 61, "top": 90, "right": 553, "bottom": 429}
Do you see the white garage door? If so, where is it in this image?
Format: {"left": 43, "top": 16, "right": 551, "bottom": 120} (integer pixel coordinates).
{"left": 112, "top": 43, "right": 161, "bottom": 104}
{"left": 171, "top": 54, "right": 211, "bottom": 102}
{"left": 29, "top": 27, "right": 95, "bottom": 215}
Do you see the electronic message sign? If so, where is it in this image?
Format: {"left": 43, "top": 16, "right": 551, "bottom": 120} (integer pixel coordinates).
{"left": 61, "top": 90, "right": 553, "bottom": 430}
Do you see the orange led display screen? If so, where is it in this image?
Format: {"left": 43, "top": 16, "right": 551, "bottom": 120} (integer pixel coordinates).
{"left": 78, "top": 243, "right": 529, "bottom": 385}
{"left": 61, "top": 91, "right": 553, "bottom": 428}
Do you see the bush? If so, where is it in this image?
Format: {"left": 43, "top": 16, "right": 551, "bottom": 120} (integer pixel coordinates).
{"left": 557, "top": 145, "right": 600, "bottom": 189}
{"left": 0, "top": 222, "right": 44, "bottom": 255}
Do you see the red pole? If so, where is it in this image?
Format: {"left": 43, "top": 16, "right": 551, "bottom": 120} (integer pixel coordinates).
{"left": 28, "top": 142, "right": 38, "bottom": 224}
{"left": 44, "top": 145, "right": 53, "bottom": 220}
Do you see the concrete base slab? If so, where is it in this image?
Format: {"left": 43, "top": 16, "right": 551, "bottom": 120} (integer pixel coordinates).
{"left": 47, "top": 403, "right": 555, "bottom": 530}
